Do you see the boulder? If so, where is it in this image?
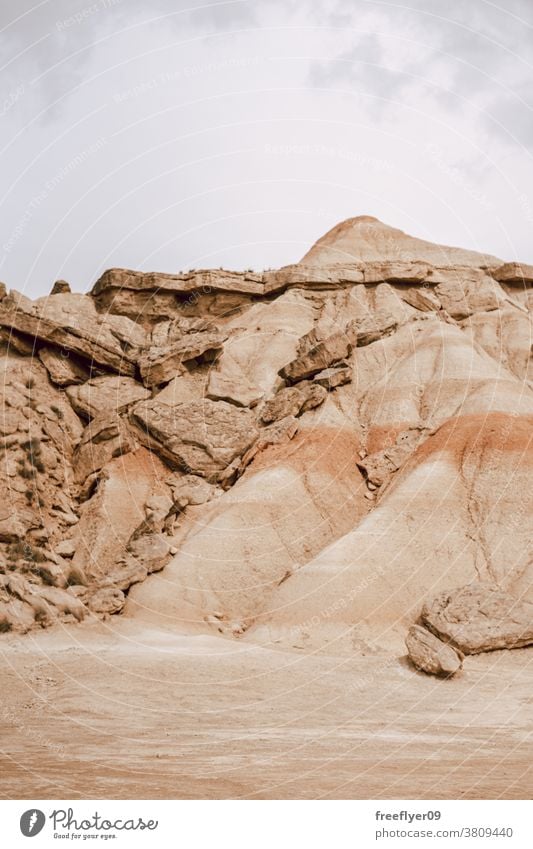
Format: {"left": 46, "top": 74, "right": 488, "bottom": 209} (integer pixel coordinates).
{"left": 406, "top": 624, "right": 463, "bottom": 676}
{"left": 130, "top": 398, "right": 259, "bottom": 481}
{"left": 88, "top": 587, "right": 125, "bottom": 615}
{"left": 206, "top": 289, "right": 316, "bottom": 407}
{"left": 127, "top": 534, "right": 172, "bottom": 574}
{"left": 313, "top": 364, "right": 352, "bottom": 390}
{"left": 421, "top": 585, "right": 533, "bottom": 655}
{"left": 66, "top": 375, "right": 150, "bottom": 420}
{"left": 38, "top": 587, "right": 86, "bottom": 621}
{"left": 400, "top": 287, "right": 441, "bottom": 312}
{"left": 356, "top": 429, "right": 427, "bottom": 488}
{"left": 241, "top": 415, "right": 299, "bottom": 469}
{"left": 139, "top": 318, "right": 226, "bottom": 387}
{"left": 73, "top": 413, "right": 139, "bottom": 483}
{"left": 280, "top": 329, "right": 353, "bottom": 383}
{"left": 168, "top": 475, "right": 218, "bottom": 510}
{"left": 492, "top": 262, "right": 533, "bottom": 285}
{"left": 435, "top": 272, "right": 504, "bottom": 319}
{"left": 206, "top": 371, "right": 264, "bottom": 408}
{"left": 260, "top": 382, "right": 327, "bottom": 424}
{"left": 38, "top": 347, "right": 91, "bottom": 387}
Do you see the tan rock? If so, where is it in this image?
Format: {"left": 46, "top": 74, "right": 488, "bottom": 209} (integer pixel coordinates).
{"left": 207, "top": 289, "right": 316, "bottom": 407}
{"left": 492, "top": 262, "right": 533, "bottom": 285}
{"left": 0, "top": 327, "right": 36, "bottom": 356}
{"left": 71, "top": 448, "right": 172, "bottom": 586}
{"left": 280, "top": 329, "right": 353, "bottom": 383}
{"left": 356, "top": 428, "right": 427, "bottom": 488}
{"left": 169, "top": 475, "right": 218, "bottom": 510}
{"left": 0, "top": 291, "right": 146, "bottom": 375}
{"left": 38, "top": 586, "right": 86, "bottom": 621}
{"left": 400, "top": 287, "right": 441, "bottom": 312}
{"left": 67, "top": 375, "right": 150, "bottom": 420}
{"left": 73, "top": 413, "right": 139, "bottom": 484}
{"left": 313, "top": 364, "right": 352, "bottom": 389}
{"left": 88, "top": 587, "right": 125, "bottom": 615}
{"left": 260, "top": 382, "right": 327, "bottom": 424}
{"left": 55, "top": 539, "right": 76, "bottom": 558}
{"left": 139, "top": 318, "right": 226, "bottom": 387}
{"left": 127, "top": 534, "right": 172, "bottom": 574}
{"left": 435, "top": 271, "right": 505, "bottom": 319}
{"left": 38, "top": 347, "right": 91, "bottom": 387}
{"left": 207, "top": 371, "right": 264, "bottom": 408}
{"left": 92, "top": 267, "right": 267, "bottom": 300}
{"left": 130, "top": 398, "right": 259, "bottom": 481}
{"left": 241, "top": 415, "right": 300, "bottom": 470}
{"left": 300, "top": 216, "right": 501, "bottom": 268}
{"left": 422, "top": 585, "right": 533, "bottom": 655}
{"left": 406, "top": 624, "right": 463, "bottom": 676}
{"left": 50, "top": 280, "right": 71, "bottom": 294}
{"left": 2, "top": 216, "right": 533, "bottom": 648}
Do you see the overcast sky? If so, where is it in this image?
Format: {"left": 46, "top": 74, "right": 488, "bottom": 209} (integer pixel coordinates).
{"left": 1, "top": 0, "right": 533, "bottom": 297}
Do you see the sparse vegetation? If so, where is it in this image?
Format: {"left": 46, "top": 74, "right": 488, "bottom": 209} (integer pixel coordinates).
{"left": 34, "top": 566, "right": 55, "bottom": 586}
{"left": 7, "top": 540, "right": 47, "bottom": 567}
{"left": 34, "top": 608, "right": 49, "bottom": 624}
{"left": 17, "top": 463, "right": 33, "bottom": 479}
{"left": 20, "top": 438, "right": 45, "bottom": 474}
{"left": 50, "top": 405, "right": 64, "bottom": 420}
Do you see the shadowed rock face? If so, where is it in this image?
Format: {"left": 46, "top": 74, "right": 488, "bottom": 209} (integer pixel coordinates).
{"left": 0, "top": 216, "right": 531, "bottom": 654}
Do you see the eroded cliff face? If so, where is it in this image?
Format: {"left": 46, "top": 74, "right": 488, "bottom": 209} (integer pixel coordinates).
{"left": 1, "top": 217, "right": 531, "bottom": 666}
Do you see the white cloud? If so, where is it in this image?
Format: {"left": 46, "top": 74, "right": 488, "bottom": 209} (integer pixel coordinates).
{"left": 1, "top": 0, "right": 532, "bottom": 297}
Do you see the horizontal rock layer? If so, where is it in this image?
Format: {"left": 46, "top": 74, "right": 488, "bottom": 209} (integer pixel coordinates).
{"left": 0, "top": 216, "right": 531, "bottom": 649}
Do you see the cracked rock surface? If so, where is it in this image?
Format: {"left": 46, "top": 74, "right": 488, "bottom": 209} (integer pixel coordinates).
{"left": 0, "top": 215, "right": 531, "bottom": 654}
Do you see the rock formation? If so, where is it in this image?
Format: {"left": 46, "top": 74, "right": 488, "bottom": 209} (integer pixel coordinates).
{"left": 405, "top": 624, "right": 464, "bottom": 677}
{"left": 0, "top": 216, "right": 531, "bottom": 664}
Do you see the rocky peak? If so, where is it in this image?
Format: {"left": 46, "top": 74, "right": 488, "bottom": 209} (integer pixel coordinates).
{"left": 0, "top": 217, "right": 531, "bottom": 661}
{"left": 300, "top": 215, "right": 503, "bottom": 268}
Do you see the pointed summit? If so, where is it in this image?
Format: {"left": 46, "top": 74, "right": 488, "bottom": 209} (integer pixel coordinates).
{"left": 300, "top": 216, "right": 501, "bottom": 268}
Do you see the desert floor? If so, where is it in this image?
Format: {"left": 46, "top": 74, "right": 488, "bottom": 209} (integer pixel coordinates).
{"left": 0, "top": 620, "right": 531, "bottom": 800}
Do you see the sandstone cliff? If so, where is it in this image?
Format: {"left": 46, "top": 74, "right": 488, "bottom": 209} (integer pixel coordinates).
{"left": 1, "top": 217, "right": 531, "bottom": 670}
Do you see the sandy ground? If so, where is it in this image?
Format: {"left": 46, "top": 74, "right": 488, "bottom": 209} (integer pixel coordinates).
{"left": 0, "top": 620, "right": 532, "bottom": 800}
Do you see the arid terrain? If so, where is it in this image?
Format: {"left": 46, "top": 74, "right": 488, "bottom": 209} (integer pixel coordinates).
{"left": 2, "top": 622, "right": 533, "bottom": 799}
{"left": 1, "top": 216, "right": 532, "bottom": 798}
